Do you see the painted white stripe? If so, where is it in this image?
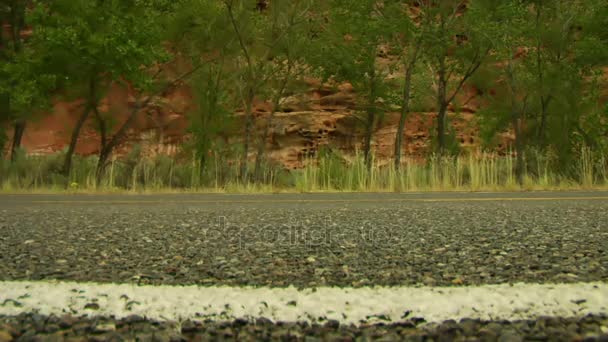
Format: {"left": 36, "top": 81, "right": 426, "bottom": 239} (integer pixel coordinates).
{"left": 1, "top": 281, "right": 606, "bottom": 324}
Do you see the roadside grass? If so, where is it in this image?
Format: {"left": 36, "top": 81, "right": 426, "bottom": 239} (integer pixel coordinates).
{"left": 1, "top": 147, "right": 607, "bottom": 194}
{"left": 294, "top": 149, "right": 608, "bottom": 193}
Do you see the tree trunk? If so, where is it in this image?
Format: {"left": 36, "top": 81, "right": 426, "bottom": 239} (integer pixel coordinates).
{"left": 253, "top": 106, "right": 276, "bottom": 182}
{"left": 395, "top": 38, "right": 422, "bottom": 170}
{"left": 9, "top": 0, "right": 24, "bottom": 54}
{"left": 199, "top": 152, "right": 207, "bottom": 176}
{"left": 61, "top": 106, "right": 91, "bottom": 176}
{"left": 512, "top": 108, "right": 525, "bottom": 186}
{"left": 537, "top": 96, "right": 551, "bottom": 147}
{"left": 95, "top": 98, "right": 150, "bottom": 186}
{"left": 254, "top": 77, "right": 288, "bottom": 182}
{"left": 363, "top": 111, "right": 375, "bottom": 173}
{"left": 92, "top": 66, "right": 199, "bottom": 186}
{"left": 433, "top": 37, "right": 487, "bottom": 156}
{"left": 436, "top": 101, "right": 448, "bottom": 156}
{"left": 436, "top": 64, "right": 448, "bottom": 156}
{"left": 0, "top": 130, "right": 6, "bottom": 160}
{"left": 62, "top": 78, "right": 96, "bottom": 177}
{"left": 507, "top": 61, "right": 525, "bottom": 186}
{"left": 226, "top": 1, "right": 255, "bottom": 184}
{"left": 96, "top": 147, "right": 111, "bottom": 186}
{"left": 394, "top": 61, "right": 416, "bottom": 169}
{"left": 0, "top": 94, "right": 9, "bottom": 160}
{"left": 240, "top": 88, "right": 254, "bottom": 184}
{"left": 363, "top": 69, "right": 377, "bottom": 173}
{"left": 200, "top": 66, "right": 222, "bottom": 176}
{"left": 93, "top": 107, "right": 107, "bottom": 151}
{"left": 6, "top": 1, "right": 25, "bottom": 163}
{"left": 534, "top": 2, "right": 550, "bottom": 148}
{"left": 9, "top": 120, "right": 26, "bottom": 162}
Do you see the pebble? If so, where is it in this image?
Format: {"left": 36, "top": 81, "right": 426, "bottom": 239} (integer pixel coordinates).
{"left": 0, "top": 330, "right": 12, "bottom": 342}
{"left": 498, "top": 330, "right": 523, "bottom": 342}
{"left": 93, "top": 322, "right": 116, "bottom": 333}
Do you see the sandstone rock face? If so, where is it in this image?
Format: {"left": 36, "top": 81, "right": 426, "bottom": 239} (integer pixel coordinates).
{"left": 4, "top": 78, "right": 505, "bottom": 169}
{"left": 226, "top": 80, "right": 491, "bottom": 169}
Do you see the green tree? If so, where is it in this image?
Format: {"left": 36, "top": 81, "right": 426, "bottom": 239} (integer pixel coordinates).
{"left": 222, "top": 0, "right": 316, "bottom": 182}
{"left": 169, "top": 0, "right": 237, "bottom": 174}
{"left": 421, "top": 0, "right": 491, "bottom": 155}
{"left": 221, "top": 0, "right": 263, "bottom": 183}
{"left": 575, "top": 0, "right": 608, "bottom": 154}
{"left": 383, "top": 1, "right": 424, "bottom": 169}
{"left": 545, "top": 0, "right": 608, "bottom": 163}
{"left": 1, "top": 0, "right": 27, "bottom": 161}
{"left": 0, "top": 0, "right": 55, "bottom": 161}
{"left": 527, "top": 0, "right": 584, "bottom": 153}
{"left": 188, "top": 63, "right": 233, "bottom": 174}
{"left": 474, "top": 0, "right": 536, "bottom": 185}
{"left": 475, "top": 0, "right": 608, "bottom": 183}
{"left": 252, "top": 0, "right": 316, "bottom": 181}
{"left": 311, "top": 0, "right": 392, "bottom": 171}
{"left": 516, "top": 0, "right": 604, "bottom": 168}
{"left": 30, "top": 0, "right": 168, "bottom": 179}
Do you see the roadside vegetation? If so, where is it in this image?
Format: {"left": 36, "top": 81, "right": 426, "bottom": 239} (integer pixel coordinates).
{"left": 1, "top": 147, "right": 607, "bottom": 192}
{"left": 1, "top": 0, "right": 607, "bottom": 193}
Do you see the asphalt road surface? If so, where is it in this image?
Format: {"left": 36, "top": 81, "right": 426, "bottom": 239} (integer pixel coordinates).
{"left": 1, "top": 191, "right": 608, "bottom": 287}
{"left": 1, "top": 191, "right": 608, "bottom": 341}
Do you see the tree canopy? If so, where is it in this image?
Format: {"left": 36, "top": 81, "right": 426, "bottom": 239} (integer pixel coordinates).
{"left": 1, "top": 0, "right": 606, "bottom": 186}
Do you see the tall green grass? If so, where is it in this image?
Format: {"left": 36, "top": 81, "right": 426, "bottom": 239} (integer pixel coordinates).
{"left": 1, "top": 146, "right": 607, "bottom": 193}
{"left": 294, "top": 147, "right": 608, "bottom": 192}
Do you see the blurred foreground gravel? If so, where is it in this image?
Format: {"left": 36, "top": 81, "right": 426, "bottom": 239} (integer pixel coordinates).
{"left": 1, "top": 313, "right": 607, "bottom": 341}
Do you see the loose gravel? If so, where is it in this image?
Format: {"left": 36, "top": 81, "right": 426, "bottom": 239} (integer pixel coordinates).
{"left": 1, "top": 313, "right": 607, "bottom": 341}
{"left": 1, "top": 194, "right": 608, "bottom": 340}
{"left": 1, "top": 200, "right": 607, "bottom": 287}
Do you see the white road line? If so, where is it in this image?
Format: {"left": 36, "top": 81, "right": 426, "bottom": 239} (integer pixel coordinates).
{"left": 1, "top": 281, "right": 606, "bottom": 324}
